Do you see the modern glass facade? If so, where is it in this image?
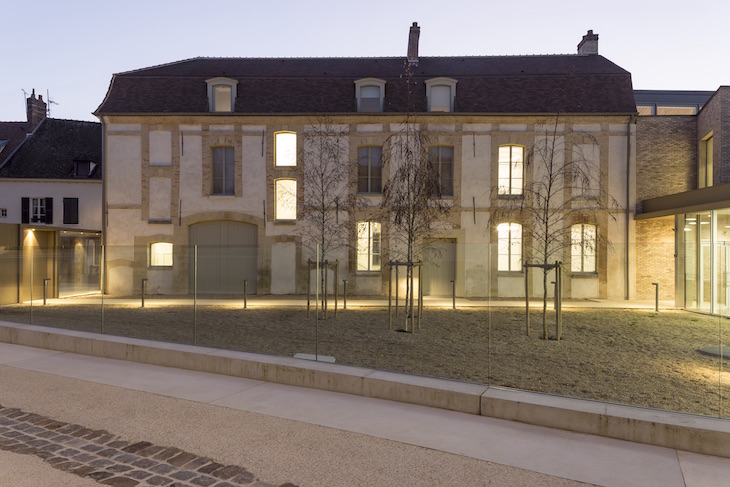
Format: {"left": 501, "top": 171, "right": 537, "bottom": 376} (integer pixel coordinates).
{"left": 683, "top": 209, "right": 730, "bottom": 315}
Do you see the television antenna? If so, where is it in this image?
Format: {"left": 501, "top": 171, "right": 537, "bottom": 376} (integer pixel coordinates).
{"left": 46, "top": 90, "right": 59, "bottom": 117}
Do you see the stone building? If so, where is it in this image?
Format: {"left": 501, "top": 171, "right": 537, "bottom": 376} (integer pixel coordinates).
{"left": 94, "top": 25, "right": 637, "bottom": 299}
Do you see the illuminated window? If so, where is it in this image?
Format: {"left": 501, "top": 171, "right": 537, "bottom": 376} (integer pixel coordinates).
{"left": 355, "top": 78, "right": 386, "bottom": 113}
{"left": 275, "top": 179, "right": 297, "bottom": 220}
{"left": 498, "top": 145, "right": 524, "bottom": 195}
{"left": 275, "top": 132, "right": 297, "bottom": 167}
{"left": 357, "top": 221, "right": 381, "bottom": 271}
{"left": 358, "top": 146, "right": 382, "bottom": 193}
{"left": 206, "top": 77, "right": 238, "bottom": 113}
{"left": 571, "top": 224, "right": 596, "bottom": 273}
{"left": 212, "top": 146, "right": 234, "bottom": 195}
{"left": 497, "top": 223, "right": 522, "bottom": 272}
{"left": 149, "top": 242, "right": 173, "bottom": 267}
{"left": 426, "top": 78, "right": 457, "bottom": 112}
{"left": 429, "top": 146, "right": 453, "bottom": 196}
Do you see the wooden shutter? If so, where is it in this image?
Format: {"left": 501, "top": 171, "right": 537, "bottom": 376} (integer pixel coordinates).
{"left": 45, "top": 197, "right": 53, "bottom": 224}
{"left": 21, "top": 197, "right": 29, "bottom": 224}
{"left": 63, "top": 198, "right": 79, "bottom": 224}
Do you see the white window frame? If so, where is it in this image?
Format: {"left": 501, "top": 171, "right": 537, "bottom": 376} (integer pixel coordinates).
{"left": 425, "top": 77, "right": 457, "bottom": 112}
{"left": 571, "top": 224, "right": 597, "bottom": 273}
{"left": 497, "top": 222, "right": 522, "bottom": 272}
{"left": 498, "top": 145, "right": 524, "bottom": 196}
{"left": 356, "top": 221, "right": 381, "bottom": 271}
{"left": 31, "top": 198, "right": 46, "bottom": 224}
{"left": 149, "top": 242, "right": 173, "bottom": 268}
{"left": 275, "top": 131, "right": 297, "bottom": 167}
{"left": 275, "top": 178, "right": 297, "bottom": 221}
{"left": 205, "top": 77, "right": 238, "bottom": 113}
{"left": 355, "top": 78, "right": 386, "bottom": 113}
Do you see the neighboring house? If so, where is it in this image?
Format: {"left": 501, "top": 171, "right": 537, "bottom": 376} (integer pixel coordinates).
{"left": 0, "top": 92, "right": 102, "bottom": 304}
{"left": 95, "top": 25, "right": 637, "bottom": 299}
{"left": 636, "top": 87, "right": 730, "bottom": 314}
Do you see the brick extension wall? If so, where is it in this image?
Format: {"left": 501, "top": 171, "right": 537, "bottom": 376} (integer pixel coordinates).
{"left": 636, "top": 116, "right": 697, "bottom": 213}
{"left": 636, "top": 216, "right": 675, "bottom": 300}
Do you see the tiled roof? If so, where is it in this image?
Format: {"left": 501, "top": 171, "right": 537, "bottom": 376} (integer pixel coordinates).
{"left": 0, "top": 122, "right": 33, "bottom": 166}
{"left": 0, "top": 118, "right": 102, "bottom": 179}
{"left": 95, "top": 55, "right": 636, "bottom": 115}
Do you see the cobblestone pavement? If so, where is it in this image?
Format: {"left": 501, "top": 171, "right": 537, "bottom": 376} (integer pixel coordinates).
{"left": 0, "top": 405, "right": 297, "bottom": 487}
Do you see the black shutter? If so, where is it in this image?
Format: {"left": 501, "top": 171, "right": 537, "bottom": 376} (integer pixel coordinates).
{"left": 45, "top": 197, "right": 53, "bottom": 224}
{"left": 21, "top": 197, "right": 29, "bottom": 224}
{"left": 63, "top": 198, "right": 79, "bottom": 224}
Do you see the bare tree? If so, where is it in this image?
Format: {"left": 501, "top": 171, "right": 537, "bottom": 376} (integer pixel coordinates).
{"left": 381, "top": 63, "right": 453, "bottom": 327}
{"left": 297, "top": 117, "right": 352, "bottom": 305}
{"left": 493, "top": 115, "right": 619, "bottom": 339}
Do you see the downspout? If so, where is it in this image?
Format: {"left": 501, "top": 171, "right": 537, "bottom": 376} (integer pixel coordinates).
{"left": 100, "top": 118, "right": 107, "bottom": 295}
{"left": 625, "top": 114, "right": 635, "bottom": 300}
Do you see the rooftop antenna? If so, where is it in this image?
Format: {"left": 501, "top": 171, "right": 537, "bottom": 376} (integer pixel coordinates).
{"left": 46, "top": 89, "right": 59, "bottom": 117}
{"left": 21, "top": 89, "right": 29, "bottom": 114}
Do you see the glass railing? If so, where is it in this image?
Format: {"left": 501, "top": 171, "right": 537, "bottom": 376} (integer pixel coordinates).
{"left": 0, "top": 241, "right": 728, "bottom": 419}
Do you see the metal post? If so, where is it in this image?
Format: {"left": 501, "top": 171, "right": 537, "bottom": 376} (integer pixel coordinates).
{"left": 194, "top": 245, "right": 197, "bottom": 345}
{"left": 306, "top": 260, "right": 311, "bottom": 317}
{"left": 343, "top": 280, "right": 348, "bottom": 310}
{"left": 324, "top": 260, "right": 328, "bottom": 320}
{"left": 554, "top": 262, "right": 561, "bottom": 341}
{"left": 388, "top": 265, "right": 392, "bottom": 331}
{"left": 43, "top": 278, "right": 51, "bottom": 305}
{"left": 243, "top": 280, "right": 248, "bottom": 309}
{"left": 101, "top": 244, "right": 105, "bottom": 334}
{"left": 451, "top": 280, "right": 456, "bottom": 310}
{"left": 141, "top": 278, "right": 148, "bottom": 308}
{"left": 652, "top": 282, "right": 659, "bottom": 312}
{"left": 410, "top": 265, "right": 415, "bottom": 334}
{"left": 418, "top": 264, "right": 422, "bottom": 330}
{"left": 334, "top": 260, "right": 339, "bottom": 317}
{"left": 395, "top": 265, "right": 399, "bottom": 316}
{"left": 525, "top": 265, "right": 529, "bottom": 337}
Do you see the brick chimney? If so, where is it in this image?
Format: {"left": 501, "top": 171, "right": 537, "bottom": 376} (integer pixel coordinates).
{"left": 577, "top": 30, "right": 599, "bottom": 55}
{"left": 407, "top": 22, "right": 420, "bottom": 66}
{"left": 26, "top": 89, "right": 47, "bottom": 129}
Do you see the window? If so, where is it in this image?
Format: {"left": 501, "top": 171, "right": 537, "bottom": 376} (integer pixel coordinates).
{"left": 275, "top": 132, "right": 297, "bottom": 167}
{"left": 498, "top": 145, "right": 524, "bottom": 195}
{"left": 22, "top": 197, "right": 52, "bottom": 224}
{"left": 497, "top": 223, "right": 522, "bottom": 272}
{"left": 357, "top": 146, "right": 382, "bottom": 193}
{"left": 357, "top": 221, "right": 381, "bottom": 271}
{"left": 63, "top": 198, "right": 79, "bottom": 224}
{"left": 429, "top": 146, "right": 453, "bottom": 196}
{"left": 212, "top": 146, "right": 234, "bottom": 195}
{"left": 0, "top": 139, "right": 8, "bottom": 154}
{"left": 571, "top": 224, "right": 597, "bottom": 273}
{"left": 73, "top": 160, "right": 97, "bottom": 178}
{"left": 425, "top": 78, "right": 457, "bottom": 112}
{"left": 700, "top": 134, "right": 713, "bottom": 189}
{"left": 355, "top": 78, "right": 386, "bottom": 113}
{"left": 206, "top": 77, "right": 238, "bottom": 113}
{"left": 149, "top": 242, "right": 173, "bottom": 267}
{"left": 573, "top": 144, "right": 600, "bottom": 198}
{"left": 275, "top": 179, "right": 297, "bottom": 220}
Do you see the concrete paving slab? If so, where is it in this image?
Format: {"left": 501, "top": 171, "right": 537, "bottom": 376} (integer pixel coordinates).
{"left": 677, "top": 450, "right": 730, "bottom": 487}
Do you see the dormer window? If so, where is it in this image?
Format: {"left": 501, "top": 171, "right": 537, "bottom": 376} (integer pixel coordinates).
{"left": 74, "top": 160, "right": 97, "bottom": 178}
{"left": 206, "top": 77, "right": 238, "bottom": 113}
{"left": 355, "top": 78, "right": 386, "bottom": 113}
{"left": 425, "top": 78, "right": 457, "bottom": 112}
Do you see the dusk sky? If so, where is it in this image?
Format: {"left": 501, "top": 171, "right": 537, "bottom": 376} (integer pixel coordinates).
{"left": 3, "top": 0, "right": 729, "bottom": 122}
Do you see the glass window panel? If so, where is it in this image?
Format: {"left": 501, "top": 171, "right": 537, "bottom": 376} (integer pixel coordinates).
{"left": 498, "top": 146, "right": 511, "bottom": 162}
{"left": 275, "top": 179, "right": 297, "bottom": 220}
{"left": 150, "top": 242, "right": 173, "bottom": 267}
{"left": 275, "top": 132, "right": 297, "bottom": 167}
{"left": 214, "top": 85, "right": 232, "bottom": 112}
{"left": 430, "top": 85, "right": 451, "bottom": 111}
{"left": 512, "top": 146, "right": 524, "bottom": 163}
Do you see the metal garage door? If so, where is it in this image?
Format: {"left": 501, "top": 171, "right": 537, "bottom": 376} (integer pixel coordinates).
{"left": 423, "top": 239, "right": 456, "bottom": 296}
{"left": 189, "top": 221, "right": 258, "bottom": 294}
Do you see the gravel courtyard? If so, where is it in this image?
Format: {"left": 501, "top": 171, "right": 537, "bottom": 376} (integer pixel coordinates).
{"left": 1, "top": 300, "right": 728, "bottom": 418}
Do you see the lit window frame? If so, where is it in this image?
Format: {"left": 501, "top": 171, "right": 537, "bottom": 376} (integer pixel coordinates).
{"left": 356, "top": 221, "right": 381, "bottom": 272}
{"left": 274, "top": 131, "right": 297, "bottom": 167}
{"left": 498, "top": 145, "right": 524, "bottom": 196}
{"left": 149, "top": 242, "right": 173, "bottom": 268}
{"left": 571, "top": 224, "right": 597, "bottom": 273}
{"left": 275, "top": 178, "right": 297, "bottom": 221}
{"left": 497, "top": 222, "right": 522, "bottom": 272}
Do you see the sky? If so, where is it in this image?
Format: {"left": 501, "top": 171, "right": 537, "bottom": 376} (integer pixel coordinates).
{"left": 2, "top": 0, "right": 729, "bottom": 122}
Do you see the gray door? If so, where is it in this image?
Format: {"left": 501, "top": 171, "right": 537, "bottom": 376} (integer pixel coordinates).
{"left": 423, "top": 239, "right": 456, "bottom": 296}
{"left": 189, "top": 221, "right": 258, "bottom": 294}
